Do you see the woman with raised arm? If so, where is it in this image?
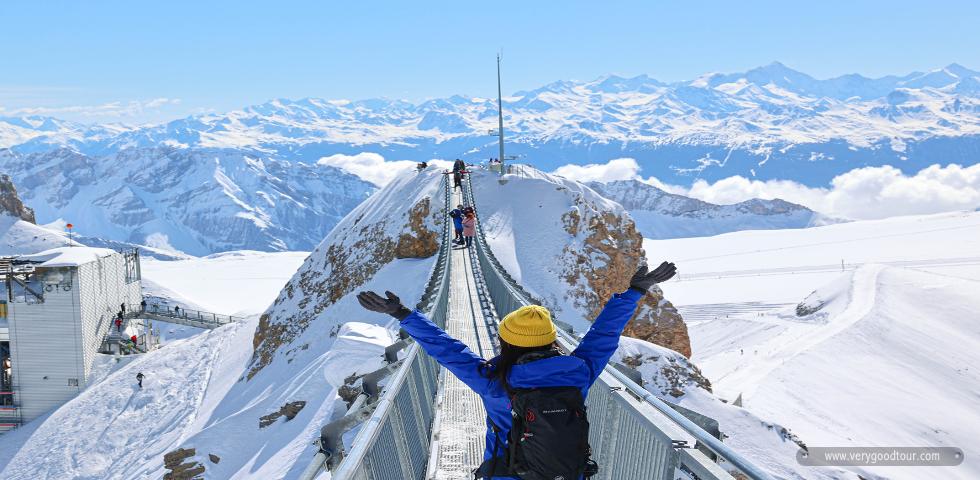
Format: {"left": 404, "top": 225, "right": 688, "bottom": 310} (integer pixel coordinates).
{"left": 357, "top": 261, "right": 677, "bottom": 480}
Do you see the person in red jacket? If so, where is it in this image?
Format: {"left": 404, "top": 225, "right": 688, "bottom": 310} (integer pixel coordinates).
{"left": 114, "top": 316, "right": 122, "bottom": 332}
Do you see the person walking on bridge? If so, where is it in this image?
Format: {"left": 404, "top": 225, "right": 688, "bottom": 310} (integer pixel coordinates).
{"left": 357, "top": 261, "right": 677, "bottom": 480}
{"left": 461, "top": 211, "right": 476, "bottom": 248}
{"left": 450, "top": 204, "right": 465, "bottom": 245}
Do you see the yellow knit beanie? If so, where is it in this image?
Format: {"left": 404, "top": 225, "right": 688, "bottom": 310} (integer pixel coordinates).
{"left": 499, "top": 305, "right": 556, "bottom": 347}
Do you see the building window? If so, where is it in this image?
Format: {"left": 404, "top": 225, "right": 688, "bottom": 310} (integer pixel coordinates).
{"left": 68, "top": 378, "right": 79, "bottom": 387}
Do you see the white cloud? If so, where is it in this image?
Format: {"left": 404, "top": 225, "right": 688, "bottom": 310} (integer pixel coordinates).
{"left": 552, "top": 158, "right": 643, "bottom": 183}
{"left": 551, "top": 157, "right": 687, "bottom": 194}
{"left": 686, "top": 164, "right": 980, "bottom": 219}
{"left": 317, "top": 152, "right": 451, "bottom": 187}
{"left": 553, "top": 158, "right": 980, "bottom": 220}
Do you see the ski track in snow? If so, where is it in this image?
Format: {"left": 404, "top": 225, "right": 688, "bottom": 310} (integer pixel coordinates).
{"left": 720, "top": 264, "right": 881, "bottom": 398}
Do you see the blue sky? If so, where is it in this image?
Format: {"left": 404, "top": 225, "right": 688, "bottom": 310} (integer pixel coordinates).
{"left": 2, "top": 0, "right": 978, "bottom": 123}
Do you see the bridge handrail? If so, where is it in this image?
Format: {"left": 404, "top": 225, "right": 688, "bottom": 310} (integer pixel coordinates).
{"left": 463, "top": 172, "right": 774, "bottom": 480}
{"left": 143, "top": 303, "right": 241, "bottom": 324}
{"left": 327, "top": 173, "right": 453, "bottom": 480}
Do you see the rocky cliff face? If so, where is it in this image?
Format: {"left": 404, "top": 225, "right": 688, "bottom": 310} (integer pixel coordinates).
{"left": 559, "top": 186, "right": 691, "bottom": 357}
{"left": 471, "top": 168, "right": 692, "bottom": 358}
{"left": 248, "top": 169, "right": 444, "bottom": 378}
{"left": 0, "top": 174, "right": 36, "bottom": 223}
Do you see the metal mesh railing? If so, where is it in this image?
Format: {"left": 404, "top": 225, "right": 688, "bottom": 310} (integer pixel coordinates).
{"left": 328, "top": 174, "right": 454, "bottom": 480}
{"left": 462, "top": 172, "right": 774, "bottom": 480}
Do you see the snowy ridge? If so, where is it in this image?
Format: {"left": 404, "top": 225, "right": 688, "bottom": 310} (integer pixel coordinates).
{"left": 0, "top": 215, "right": 75, "bottom": 255}
{"left": 4, "top": 63, "right": 980, "bottom": 184}
{"left": 587, "top": 179, "right": 835, "bottom": 238}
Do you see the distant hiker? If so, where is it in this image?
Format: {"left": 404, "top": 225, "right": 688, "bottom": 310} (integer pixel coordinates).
{"left": 449, "top": 204, "right": 465, "bottom": 244}
{"left": 140, "top": 299, "right": 147, "bottom": 312}
{"left": 416, "top": 161, "right": 428, "bottom": 172}
{"left": 120, "top": 303, "right": 126, "bottom": 314}
{"left": 356, "top": 261, "right": 677, "bottom": 480}
{"left": 136, "top": 372, "right": 144, "bottom": 389}
{"left": 174, "top": 306, "right": 181, "bottom": 317}
{"left": 115, "top": 316, "right": 123, "bottom": 332}
{"left": 453, "top": 170, "right": 463, "bottom": 190}
{"left": 453, "top": 158, "right": 466, "bottom": 174}
{"left": 461, "top": 211, "right": 476, "bottom": 248}
{"left": 131, "top": 335, "right": 138, "bottom": 346}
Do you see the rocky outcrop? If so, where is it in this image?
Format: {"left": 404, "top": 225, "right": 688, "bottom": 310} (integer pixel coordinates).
{"left": 561, "top": 203, "right": 692, "bottom": 357}
{"left": 248, "top": 221, "right": 397, "bottom": 379}
{"left": 0, "top": 174, "right": 35, "bottom": 223}
{"left": 395, "top": 197, "right": 439, "bottom": 258}
{"left": 248, "top": 174, "right": 442, "bottom": 379}
{"left": 163, "top": 447, "right": 204, "bottom": 480}
{"left": 258, "top": 400, "right": 307, "bottom": 428}
{"left": 614, "top": 336, "right": 710, "bottom": 400}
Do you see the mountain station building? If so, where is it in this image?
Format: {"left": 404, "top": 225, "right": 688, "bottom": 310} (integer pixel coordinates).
{"left": 0, "top": 247, "right": 142, "bottom": 428}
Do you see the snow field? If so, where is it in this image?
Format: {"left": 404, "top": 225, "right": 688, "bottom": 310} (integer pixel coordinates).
{"left": 647, "top": 211, "right": 980, "bottom": 480}
{"left": 140, "top": 251, "right": 310, "bottom": 316}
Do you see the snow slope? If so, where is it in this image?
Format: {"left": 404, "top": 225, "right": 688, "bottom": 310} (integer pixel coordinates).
{"left": 140, "top": 251, "right": 309, "bottom": 316}
{"left": 649, "top": 210, "right": 980, "bottom": 305}
{"left": 645, "top": 211, "right": 980, "bottom": 480}
{"left": 693, "top": 267, "right": 980, "bottom": 480}
{"left": 0, "top": 169, "right": 447, "bottom": 479}
{"left": 0, "top": 214, "right": 76, "bottom": 254}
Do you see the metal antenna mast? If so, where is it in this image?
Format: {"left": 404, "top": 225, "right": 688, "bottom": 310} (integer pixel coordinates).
{"left": 496, "top": 53, "right": 505, "bottom": 176}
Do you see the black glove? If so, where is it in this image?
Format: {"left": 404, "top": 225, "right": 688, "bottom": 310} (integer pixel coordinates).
{"left": 356, "top": 290, "right": 412, "bottom": 320}
{"left": 629, "top": 261, "right": 677, "bottom": 294}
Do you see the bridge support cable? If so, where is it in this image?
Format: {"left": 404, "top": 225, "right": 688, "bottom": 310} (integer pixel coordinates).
{"left": 462, "top": 173, "right": 775, "bottom": 480}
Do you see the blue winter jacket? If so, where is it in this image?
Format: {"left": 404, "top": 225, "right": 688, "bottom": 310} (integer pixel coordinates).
{"left": 449, "top": 209, "right": 465, "bottom": 230}
{"left": 399, "top": 288, "right": 643, "bottom": 479}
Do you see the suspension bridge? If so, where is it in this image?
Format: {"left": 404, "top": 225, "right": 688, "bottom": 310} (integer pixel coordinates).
{"left": 299, "top": 173, "right": 775, "bottom": 480}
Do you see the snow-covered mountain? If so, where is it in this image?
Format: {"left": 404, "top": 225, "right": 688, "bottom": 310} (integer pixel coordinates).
{"left": 0, "top": 147, "right": 376, "bottom": 255}
{"left": 470, "top": 168, "right": 692, "bottom": 356}
{"left": 4, "top": 63, "right": 980, "bottom": 185}
{"left": 0, "top": 165, "right": 851, "bottom": 479}
{"left": 587, "top": 179, "right": 834, "bottom": 238}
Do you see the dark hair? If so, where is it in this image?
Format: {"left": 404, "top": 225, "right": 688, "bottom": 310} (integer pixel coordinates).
{"left": 489, "top": 338, "right": 555, "bottom": 393}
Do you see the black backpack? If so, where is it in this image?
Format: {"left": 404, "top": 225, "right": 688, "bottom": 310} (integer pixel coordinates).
{"left": 476, "top": 354, "right": 598, "bottom": 479}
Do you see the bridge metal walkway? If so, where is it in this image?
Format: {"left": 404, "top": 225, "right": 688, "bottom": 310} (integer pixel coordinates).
{"left": 427, "top": 189, "right": 497, "bottom": 479}
{"left": 303, "top": 172, "right": 775, "bottom": 480}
